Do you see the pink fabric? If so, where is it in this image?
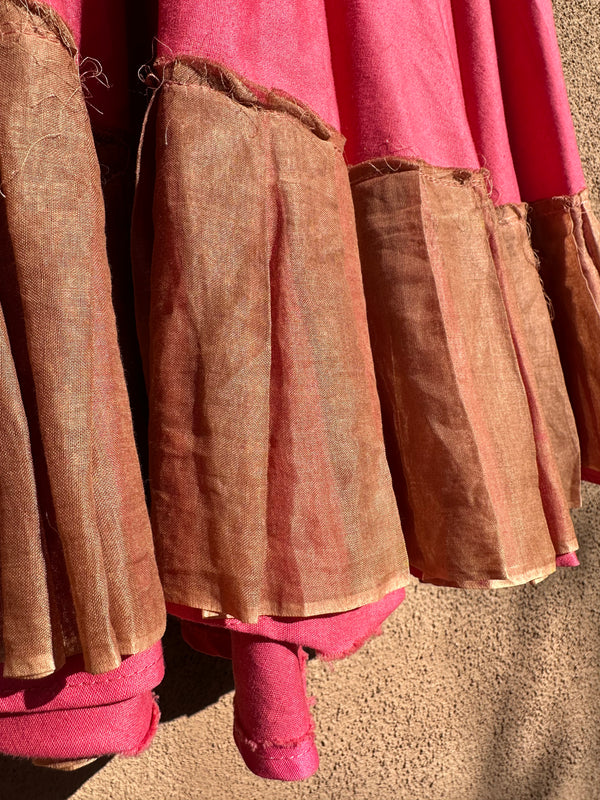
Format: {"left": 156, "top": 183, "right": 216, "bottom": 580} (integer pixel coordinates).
{"left": 0, "top": 643, "right": 164, "bottom": 760}
{"left": 155, "top": 0, "right": 587, "bottom": 204}
{"left": 325, "top": 0, "right": 480, "bottom": 170}
{"left": 0, "top": 693, "right": 159, "bottom": 761}
{"left": 171, "top": 587, "right": 405, "bottom": 658}
{"left": 451, "top": 0, "right": 521, "bottom": 204}
{"left": 555, "top": 552, "right": 580, "bottom": 568}
{"left": 489, "top": 0, "right": 585, "bottom": 201}
{"left": 157, "top": 0, "right": 340, "bottom": 129}
{"left": 173, "top": 590, "right": 404, "bottom": 780}
{"left": 45, "top": 0, "right": 82, "bottom": 44}
{"left": 231, "top": 638, "right": 319, "bottom": 781}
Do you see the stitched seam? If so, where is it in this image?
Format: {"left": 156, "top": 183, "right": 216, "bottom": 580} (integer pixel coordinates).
{"left": 0, "top": 655, "right": 163, "bottom": 696}
{"left": 3, "top": 0, "right": 77, "bottom": 55}
{"left": 233, "top": 724, "right": 315, "bottom": 757}
{"left": 253, "top": 741, "right": 316, "bottom": 762}
{"left": 159, "top": 80, "right": 344, "bottom": 157}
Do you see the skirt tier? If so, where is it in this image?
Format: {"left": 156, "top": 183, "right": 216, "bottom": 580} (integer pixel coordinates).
{"left": 1, "top": 0, "right": 598, "bottom": 679}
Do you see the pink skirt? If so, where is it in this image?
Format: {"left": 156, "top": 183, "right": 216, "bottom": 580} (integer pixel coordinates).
{"left": 0, "top": 0, "right": 596, "bottom": 721}
{"left": 0, "top": 0, "right": 597, "bottom": 779}
{"left": 134, "top": 0, "right": 593, "bottom": 621}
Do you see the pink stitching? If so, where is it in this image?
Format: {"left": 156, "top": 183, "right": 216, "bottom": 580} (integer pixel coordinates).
{"left": 234, "top": 726, "right": 316, "bottom": 762}
{"left": 233, "top": 721, "right": 315, "bottom": 753}
{"left": 258, "top": 742, "right": 316, "bottom": 762}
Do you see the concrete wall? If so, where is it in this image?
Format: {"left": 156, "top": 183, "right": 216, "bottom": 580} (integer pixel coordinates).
{"left": 2, "top": 1, "right": 600, "bottom": 798}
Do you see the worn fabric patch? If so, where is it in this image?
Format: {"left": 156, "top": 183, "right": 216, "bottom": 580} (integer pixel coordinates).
{"left": 132, "top": 58, "right": 410, "bottom": 622}
{"left": 0, "top": 0, "right": 165, "bottom": 679}
{"left": 350, "top": 158, "right": 579, "bottom": 588}
{"left": 530, "top": 191, "right": 600, "bottom": 483}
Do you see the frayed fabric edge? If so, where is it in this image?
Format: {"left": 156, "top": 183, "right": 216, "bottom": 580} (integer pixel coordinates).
{"left": 2, "top": 0, "right": 77, "bottom": 56}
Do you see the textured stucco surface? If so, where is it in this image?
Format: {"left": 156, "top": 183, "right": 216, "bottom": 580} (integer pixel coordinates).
{"left": 2, "top": 1, "right": 600, "bottom": 798}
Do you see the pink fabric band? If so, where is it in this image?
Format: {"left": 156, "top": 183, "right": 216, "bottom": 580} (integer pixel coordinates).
{"left": 555, "top": 552, "right": 580, "bottom": 568}
{"left": 0, "top": 692, "right": 160, "bottom": 761}
{"left": 231, "top": 638, "right": 319, "bottom": 781}
{"left": 157, "top": 0, "right": 340, "bottom": 129}
{"left": 171, "top": 588, "right": 405, "bottom": 658}
{"left": 156, "top": 0, "right": 586, "bottom": 205}
{"left": 0, "top": 643, "right": 164, "bottom": 761}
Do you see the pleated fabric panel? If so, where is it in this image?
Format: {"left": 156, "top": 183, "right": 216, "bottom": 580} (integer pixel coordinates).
{"left": 0, "top": 0, "right": 165, "bottom": 679}
{"left": 530, "top": 193, "right": 600, "bottom": 484}
{"left": 350, "top": 159, "right": 579, "bottom": 587}
{"left": 131, "top": 59, "right": 410, "bottom": 622}
{"left": 495, "top": 202, "right": 581, "bottom": 508}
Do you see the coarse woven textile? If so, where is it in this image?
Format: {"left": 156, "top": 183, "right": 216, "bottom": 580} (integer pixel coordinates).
{"left": 154, "top": 0, "right": 599, "bottom": 486}
{"left": 230, "top": 638, "right": 319, "bottom": 781}
{"left": 530, "top": 191, "right": 600, "bottom": 483}
{"left": 132, "top": 57, "right": 410, "bottom": 622}
{"left": 0, "top": 0, "right": 165, "bottom": 679}
{"left": 350, "top": 158, "right": 579, "bottom": 587}
{"left": 0, "top": 642, "right": 164, "bottom": 761}
{"left": 177, "top": 590, "right": 405, "bottom": 781}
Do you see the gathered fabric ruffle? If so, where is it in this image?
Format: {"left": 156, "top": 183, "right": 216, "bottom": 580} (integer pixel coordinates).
{"left": 132, "top": 53, "right": 583, "bottom": 623}
{"left": 0, "top": 0, "right": 597, "bottom": 783}
{"left": 0, "top": 0, "right": 592, "bottom": 680}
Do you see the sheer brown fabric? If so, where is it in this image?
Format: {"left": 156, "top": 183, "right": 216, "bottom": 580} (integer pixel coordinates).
{"left": 529, "top": 191, "right": 600, "bottom": 483}
{"left": 495, "top": 203, "right": 581, "bottom": 508}
{"left": 0, "top": 0, "right": 165, "bottom": 678}
{"left": 350, "top": 159, "right": 579, "bottom": 587}
{"left": 132, "top": 59, "right": 410, "bottom": 622}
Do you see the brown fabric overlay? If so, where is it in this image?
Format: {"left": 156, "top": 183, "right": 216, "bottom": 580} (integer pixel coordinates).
{"left": 350, "top": 159, "right": 579, "bottom": 587}
{"left": 495, "top": 203, "right": 581, "bottom": 509}
{"left": 529, "top": 191, "right": 600, "bottom": 479}
{"left": 132, "top": 59, "right": 410, "bottom": 622}
{"left": 0, "top": 0, "right": 165, "bottom": 678}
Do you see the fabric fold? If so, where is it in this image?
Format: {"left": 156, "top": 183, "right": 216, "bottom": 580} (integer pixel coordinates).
{"left": 0, "top": 642, "right": 164, "bottom": 762}
{"left": 529, "top": 191, "right": 600, "bottom": 484}
{"left": 131, "top": 57, "right": 410, "bottom": 622}
{"left": 176, "top": 588, "right": 405, "bottom": 780}
{"left": 350, "top": 158, "right": 579, "bottom": 586}
{"left": 0, "top": 0, "right": 165, "bottom": 679}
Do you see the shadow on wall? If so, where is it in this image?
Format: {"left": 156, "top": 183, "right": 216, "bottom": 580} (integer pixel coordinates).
{"left": 0, "top": 616, "right": 235, "bottom": 800}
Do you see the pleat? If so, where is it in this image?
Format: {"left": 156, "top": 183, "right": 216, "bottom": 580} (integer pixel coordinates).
{"left": 488, "top": 0, "right": 585, "bottom": 201}
{"left": 0, "top": 0, "right": 165, "bottom": 678}
{"left": 494, "top": 203, "right": 581, "bottom": 509}
{"left": 324, "top": 0, "right": 480, "bottom": 169}
{"left": 486, "top": 202, "right": 579, "bottom": 554}
{"left": 133, "top": 58, "right": 409, "bottom": 622}
{"left": 350, "top": 158, "right": 575, "bottom": 586}
{"left": 450, "top": 0, "right": 521, "bottom": 204}
{"left": 0, "top": 309, "right": 57, "bottom": 678}
{"left": 529, "top": 192, "right": 600, "bottom": 483}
